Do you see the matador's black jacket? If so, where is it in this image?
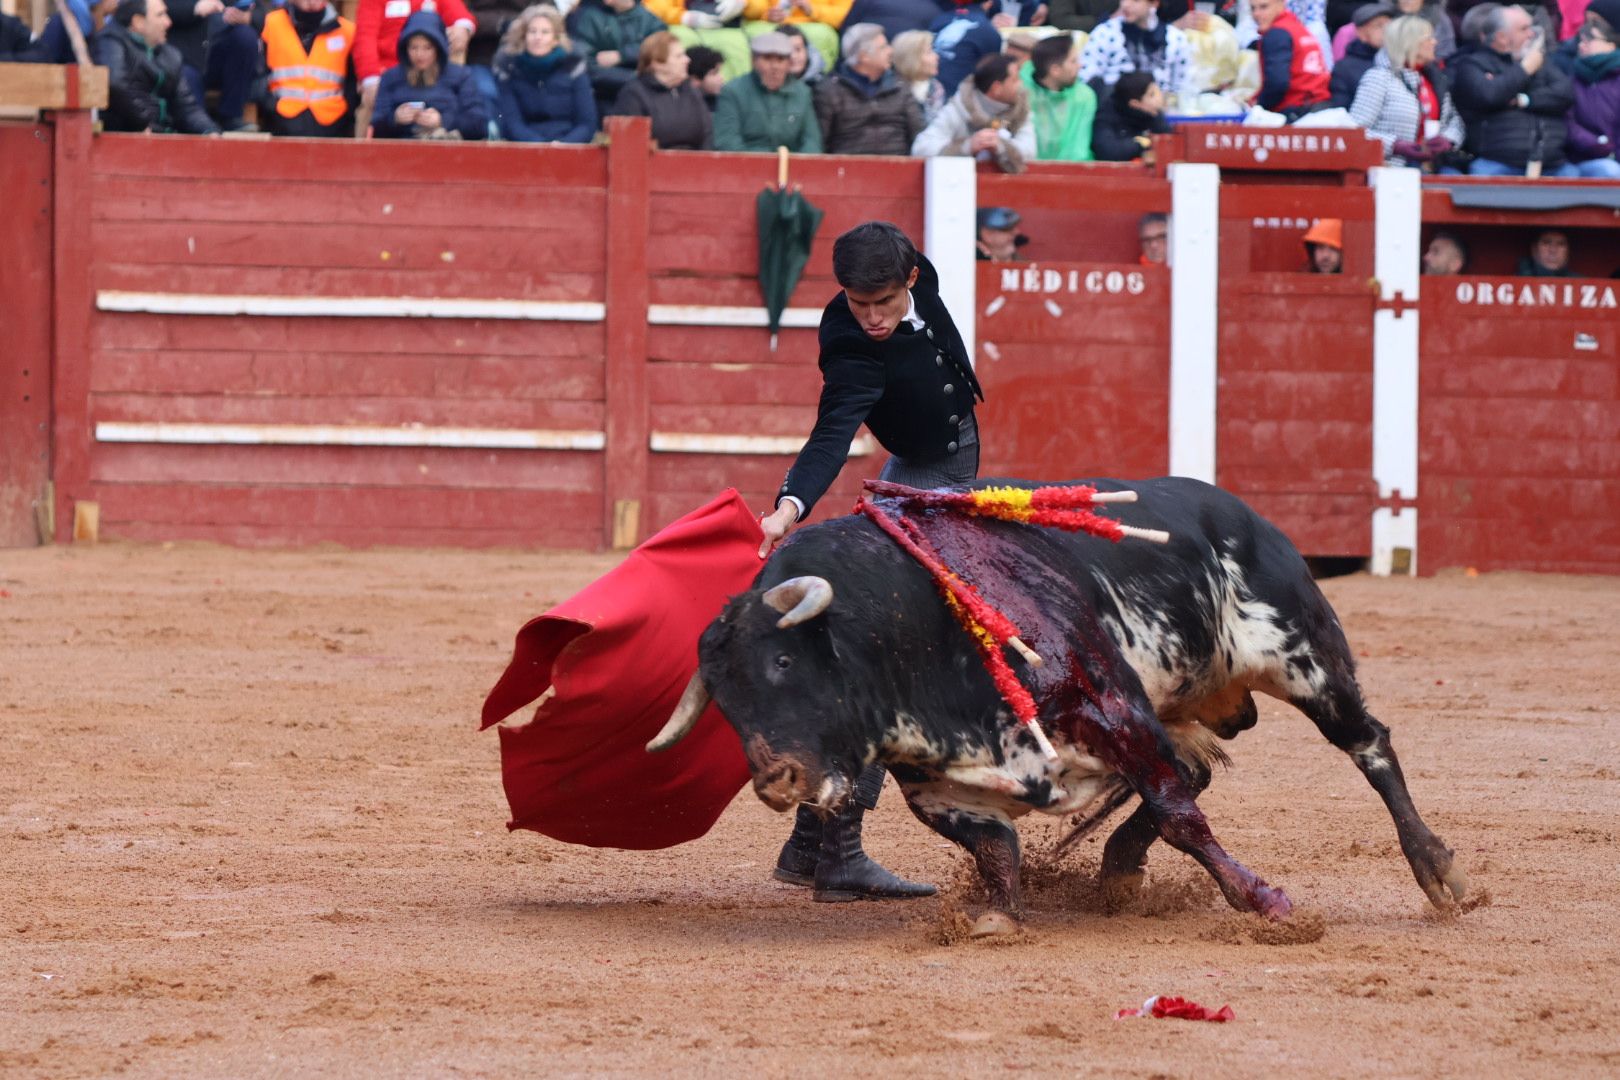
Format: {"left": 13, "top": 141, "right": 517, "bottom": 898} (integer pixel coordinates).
{"left": 777, "top": 254, "right": 983, "bottom": 517}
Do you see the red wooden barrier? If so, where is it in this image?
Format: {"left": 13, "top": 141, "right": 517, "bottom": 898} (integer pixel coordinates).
{"left": 0, "top": 123, "right": 54, "bottom": 546}
{"left": 975, "top": 261, "right": 1171, "bottom": 480}
{"left": 1215, "top": 184, "right": 1378, "bottom": 557}
{"left": 1418, "top": 277, "right": 1620, "bottom": 574}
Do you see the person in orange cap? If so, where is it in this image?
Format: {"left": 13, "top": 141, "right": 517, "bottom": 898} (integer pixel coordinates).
{"left": 1302, "top": 217, "right": 1343, "bottom": 274}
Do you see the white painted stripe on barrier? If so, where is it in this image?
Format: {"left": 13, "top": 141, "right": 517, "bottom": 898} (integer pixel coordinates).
{"left": 924, "top": 155, "right": 978, "bottom": 364}
{"left": 646, "top": 305, "right": 822, "bottom": 328}
{"left": 95, "top": 292, "right": 606, "bottom": 321}
{"left": 94, "top": 421, "right": 607, "bottom": 450}
{"left": 1168, "top": 162, "right": 1220, "bottom": 485}
{"left": 649, "top": 432, "right": 876, "bottom": 456}
{"left": 1370, "top": 166, "right": 1422, "bottom": 576}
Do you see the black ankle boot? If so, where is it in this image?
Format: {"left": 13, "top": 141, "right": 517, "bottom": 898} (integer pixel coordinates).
{"left": 813, "top": 803, "right": 936, "bottom": 902}
{"left": 772, "top": 804, "right": 823, "bottom": 887}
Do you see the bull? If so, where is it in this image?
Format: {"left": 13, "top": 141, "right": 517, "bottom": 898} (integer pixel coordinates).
{"left": 650, "top": 478, "right": 1466, "bottom": 933}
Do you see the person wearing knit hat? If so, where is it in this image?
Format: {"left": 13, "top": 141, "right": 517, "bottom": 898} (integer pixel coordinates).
{"left": 1302, "top": 218, "right": 1343, "bottom": 273}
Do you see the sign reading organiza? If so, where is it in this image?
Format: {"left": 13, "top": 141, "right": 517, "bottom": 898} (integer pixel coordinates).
{"left": 1453, "top": 280, "right": 1619, "bottom": 309}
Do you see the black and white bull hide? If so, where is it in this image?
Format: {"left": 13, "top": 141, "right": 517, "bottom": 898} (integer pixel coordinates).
{"left": 651, "top": 477, "right": 1465, "bottom": 930}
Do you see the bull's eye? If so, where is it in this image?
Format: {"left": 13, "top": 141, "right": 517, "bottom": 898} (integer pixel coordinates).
{"left": 774, "top": 654, "right": 793, "bottom": 671}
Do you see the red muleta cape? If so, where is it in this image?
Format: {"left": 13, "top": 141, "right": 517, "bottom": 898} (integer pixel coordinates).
{"left": 480, "top": 490, "right": 759, "bottom": 849}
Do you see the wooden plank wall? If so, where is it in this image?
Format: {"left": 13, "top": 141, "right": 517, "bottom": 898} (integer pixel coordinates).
{"left": 974, "top": 260, "right": 1171, "bottom": 481}
{"left": 0, "top": 122, "right": 54, "bottom": 546}
{"left": 642, "top": 153, "right": 926, "bottom": 530}
{"left": 1418, "top": 280, "right": 1620, "bottom": 574}
{"left": 81, "top": 135, "right": 609, "bottom": 547}
{"left": 1215, "top": 187, "right": 1377, "bottom": 558}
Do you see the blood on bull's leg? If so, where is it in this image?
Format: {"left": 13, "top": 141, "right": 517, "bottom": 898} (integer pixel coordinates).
{"left": 903, "top": 795, "right": 1023, "bottom": 934}
{"left": 1060, "top": 682, "right": 1290, "bottom": 920}
{"left": 1098, "top": 760, "right": 1211, "bottom": 912}
{"left": 1291, "top": 676, "right": 1466, "bottom": 908}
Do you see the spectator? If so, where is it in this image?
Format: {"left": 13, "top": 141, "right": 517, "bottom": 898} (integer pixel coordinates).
{"left": 1350, "top": 15, "right": 1464, "bottom": 165}
{"left": 1047, "top": 0, "right": 1117, "bottom": 32}
{"left": 1452, "top": 3, "right": 1578, "bottom": 175}
{"left": 687, "top": 43, "right": 728, "bottom": 105}
{"left": 779, "top": 23, "right": 826, "bottom": 85}
{"left": 356, "top": 0, "right": 476, "bottom": 128}
{"left": 1253, "top": 0, "right": 1332, "bottom": 117}
{"left": 912, "top": 50, "right": 1036, "bottom": 170}
{"left": 154, "top": 0, "right": 257, "bottom": 131}
{"left": 1422, "top": 230, "right": 1469, "bottom": 272}
{"left": 1004, "top": 29, "right": 1038, "bottom": 65}
{"left": 740, "top": 0, "right": 845, "bottom": 75}
{"left": 1138, "top": 211, "right": 1169, "bottom": 264}
{"left": 1079, "top": 0, "right": 1196, "bottom": 106}
{"left": 1393, "top": 0, "right": 1456, "bottom": 58}
{"left": 614, "top": 30, "right": 715, "bottom": 146}
{"left": 1, "top": 9, "right": 32, "bottom": 58}
{"left": 1302, "top": 217, "right": 1343, "bottom": 272}
{"left": 1092, "top": 69, "right": 1171, "bottom": 158}
{"left": 1329, "top": 2, "right": 1393, "bottom": 107}
{"left": 842, "top": 0, "right": 947, "bottom": 42}
{"left": 713, "top": 29, "right": 822, "bottom": 148}
{"left": 19, "top": 0, "right": 118, "bottom": 64}
{"left": 1021, "top": 32, "right": 1096, "bottom": 160}
{"left": 814, "top": 22, "right": 925, "bottom": 153}
{"left": 1238, "top": 0, "right": 1334, "bottom": 58}
{"left": 494, "top": 4, "right": 598, "bottom": 141}
{"left": 1567, "top": 18, "right": 1620, "bottom": 176}
{"left": 94, "top": 0, "right": 221, "bottom": 133}
{"left": 930, "top": 0, "right": 1003, "bottom": 95}
{"left": 467, "top": 0, "right": 529, "bottom": 69}
{"left": 975, "top": 206, "right": 1029, "bottom": 260}
{"left": 256, "top": 0, "right": 358, "bottom": 137}
{"left": 893, "top": 28, "right": 947, "bottom": 124}
{"left": 372, "top": 10, "right": 490, "bottom": 138}
{"left": 1517, "top": 228, "right": 1576, "bottom": 274}
{"left": 647, "top": 0, "right": 751, "bottom": 80}
{"left": 573, "top": 0, "right": 668, "bottom": 108}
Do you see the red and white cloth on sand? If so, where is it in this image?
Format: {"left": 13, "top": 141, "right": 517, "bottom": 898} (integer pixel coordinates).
{"left": 481, "top": 490, "right": 761, "bottom": 850}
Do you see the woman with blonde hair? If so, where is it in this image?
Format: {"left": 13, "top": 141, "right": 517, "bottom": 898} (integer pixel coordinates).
{"left": 891, "top": 29, "right": 946, "bottom": 125}
{"left": 1349, "top": 14, "right": 1462, "bottom": 167}
{"left": 495, "top": 5, "right": 598, "bottom": 142}
{"left": 613, "top": 30, "right": 714, "bottom": 147}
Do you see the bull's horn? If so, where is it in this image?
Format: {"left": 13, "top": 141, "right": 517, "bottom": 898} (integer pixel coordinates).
{"left": 646, "top": 672, "right": 712, "bottom": 753}
{"left": 761, "top": 576, "right": 834, "bottom": 628}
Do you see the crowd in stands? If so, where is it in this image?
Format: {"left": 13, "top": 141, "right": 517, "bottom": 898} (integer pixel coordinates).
{"left": 2, "top": 0, "right": 1618, "bottom": 177}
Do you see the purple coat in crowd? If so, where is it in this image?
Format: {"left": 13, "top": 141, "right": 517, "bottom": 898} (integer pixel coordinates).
{"left": 1566, "top": 56, "right": 1620, "bottom": 164}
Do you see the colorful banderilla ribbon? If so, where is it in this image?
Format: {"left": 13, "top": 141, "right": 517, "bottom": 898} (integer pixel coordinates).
{"left": 863, "top": 480, "right": 1171, "bottom": 545}
{"left": 856, "top": 496, "right": 1058, "bottom": 761}
{"left": 856, "top": 482, "right": 1173, "bottom": 764}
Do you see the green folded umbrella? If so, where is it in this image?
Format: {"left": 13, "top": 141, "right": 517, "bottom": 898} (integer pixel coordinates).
{"left": 755, "top": 160, "right": 824, "bottom": 351}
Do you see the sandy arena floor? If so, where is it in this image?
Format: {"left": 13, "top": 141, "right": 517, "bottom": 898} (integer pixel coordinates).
{"left": 1, "top": 542, "right": 1617, "bottom": 1078}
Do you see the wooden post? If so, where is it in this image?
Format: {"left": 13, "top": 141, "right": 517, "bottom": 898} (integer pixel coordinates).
{"left": 49, "top": 109, "right": 93, "bottom": 543}
{"left": 602, "top": 116, "right": 651, "bottom": 550}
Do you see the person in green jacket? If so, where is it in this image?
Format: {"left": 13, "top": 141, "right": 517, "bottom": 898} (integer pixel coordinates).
{"left": 1020, "top": 32, "right": 1096, "bottom": 161}
{"left": 713, "top": 30, "right": 823, "bottom": 151}
{"left": 573, "top": 0, "right": 668, "bottom": 108}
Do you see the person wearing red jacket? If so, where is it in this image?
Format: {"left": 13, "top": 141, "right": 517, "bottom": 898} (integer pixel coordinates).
{"left": 1253, "top": 0, "right": 1331, "bottom": 118}
{"left": 354, "top": 0, "right": 476, "bottom": 125}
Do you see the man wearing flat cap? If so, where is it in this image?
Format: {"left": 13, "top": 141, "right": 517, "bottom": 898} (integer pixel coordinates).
{"left": 1329, "top": 2, "right": 1393, "bottom": 107}
{"left": 975, "top": 206, "right": 1030, "bottom": 260}
{"left": 714, "top": 29, "right": 824, "bottom": 151}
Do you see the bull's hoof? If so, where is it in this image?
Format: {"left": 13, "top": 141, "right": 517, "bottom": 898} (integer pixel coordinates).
{"left": 1101, "top": 871, "right": 1144, "bottom": 914}
{"left": 970, "top": 911, "right": 1020, "bottom": 938}
{"left": 1412, "top": 844, "right": 1467, "bottom": 909}
{"left": 1253, "top": 884, "right": 1292, "bottom": 922}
